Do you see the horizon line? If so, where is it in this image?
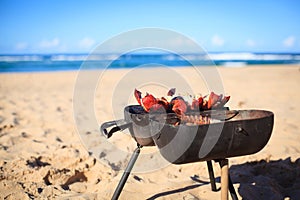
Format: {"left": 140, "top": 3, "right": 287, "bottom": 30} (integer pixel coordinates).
{"left": 1, "top": 51, "right": 300, "bottom": 56}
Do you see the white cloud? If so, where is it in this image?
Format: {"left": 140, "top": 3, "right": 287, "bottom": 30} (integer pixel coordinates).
{"left": 283, "top": 36, "right": 295, "bottom": 47}
{"left": 15, "top": 42, "right": 28, "bottom": 50}
{"left": 78, "top": 37, "right": 95, "bottom": 49}
{"left": 211, "top": 35, "right": 224, "bottom": 46}
{"left": 39, "top": 38, "right": 60, "bottom": 48}
{"left": 246, "top": 39, "right": 256, "bottom": 47}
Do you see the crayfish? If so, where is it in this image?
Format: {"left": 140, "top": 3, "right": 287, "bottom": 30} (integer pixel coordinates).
{"left": 134, "top": 88, "right": 230, "bottom": 119}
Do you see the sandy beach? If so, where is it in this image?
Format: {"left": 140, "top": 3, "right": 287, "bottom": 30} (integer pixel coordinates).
{"left": 0, "top": 65, "right": 300, "bottom": 199}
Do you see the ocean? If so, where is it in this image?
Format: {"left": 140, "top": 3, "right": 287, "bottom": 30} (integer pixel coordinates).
{"left": 0, "top": 52, "right": 299, "bottom": 73}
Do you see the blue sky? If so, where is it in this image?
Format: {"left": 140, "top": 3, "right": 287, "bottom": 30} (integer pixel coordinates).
{"left": 1, "top": 0, "right": 299, "bottom": 54}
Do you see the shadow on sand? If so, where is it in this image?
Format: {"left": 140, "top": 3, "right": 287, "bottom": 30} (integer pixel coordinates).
{"left": 146, "top": 157, "right": 300, "bottom": 200}
{"left": 146, "top": 175, "right": 211, "bottom": 200}
{"left": 230, "top": 157, "right": 300, "bottom": 200}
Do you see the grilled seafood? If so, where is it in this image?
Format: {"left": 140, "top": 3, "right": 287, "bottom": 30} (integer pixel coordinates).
{"left": 134, "top": 88, "right": 230, "bottom": 119}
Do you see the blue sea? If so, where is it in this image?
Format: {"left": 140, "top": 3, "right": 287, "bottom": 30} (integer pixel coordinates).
{"left": 0, "top": 52, "right": 299, "bottom": 73}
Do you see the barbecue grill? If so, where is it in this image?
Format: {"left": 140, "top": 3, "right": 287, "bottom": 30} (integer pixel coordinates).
{"left": 100, "top": 105, "right": 274, "bottom": 200}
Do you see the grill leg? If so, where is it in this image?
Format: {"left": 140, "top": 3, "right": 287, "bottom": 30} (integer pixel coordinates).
{"left": 218, "top": 159, "right": 238, "bottom": 200}
{"left": 219, "top": 159, "right": 229, "bottom": 200}
{"left": 112, "top": 144, "right": 142, "bottom": 200}
{"left": 206, "top": 160, "right": 217, "bottom": 191}
{"left": 228, "top": 175, "right": 238, "bottom": 200}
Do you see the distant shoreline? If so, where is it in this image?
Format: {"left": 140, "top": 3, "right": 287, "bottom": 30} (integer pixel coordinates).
{"left": 0, "top": 52, "right": 300, "bottom": 73}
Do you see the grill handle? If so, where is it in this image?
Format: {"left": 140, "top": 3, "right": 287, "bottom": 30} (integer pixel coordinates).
{"left": 223, "top": 110, "right": 239, "bottom": 121}
{"left": 100, "top": 119, "right": 132, "bottom": 139}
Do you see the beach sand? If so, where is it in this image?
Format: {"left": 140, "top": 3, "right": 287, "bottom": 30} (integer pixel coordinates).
{"left": 0, "top": 65, "right": 300, "bottom": 199}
